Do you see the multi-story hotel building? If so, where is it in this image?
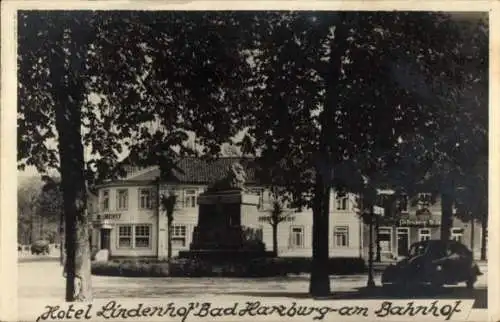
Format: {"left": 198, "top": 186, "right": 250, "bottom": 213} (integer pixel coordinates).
{"left": 89, "top": 157, "right": 364, "bottom": 259}
{"left": 89, "top": 157, "right": 485, "bottom": 261}
{"left": 362, "top": 193, "right": 485, "bottom": 261}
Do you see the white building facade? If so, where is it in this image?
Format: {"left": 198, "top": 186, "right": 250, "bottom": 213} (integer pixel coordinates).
{"left": 90, "top": 158, "right": 364, "bottom": 260}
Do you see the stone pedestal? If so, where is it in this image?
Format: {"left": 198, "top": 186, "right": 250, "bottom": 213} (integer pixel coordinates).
{"left": 179, "top": 188, "right": 272, "bottom": 261}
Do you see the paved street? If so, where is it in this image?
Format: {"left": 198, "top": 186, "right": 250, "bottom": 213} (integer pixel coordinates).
{"left": 18, "top": 260, "right": 487, "bottom": 309}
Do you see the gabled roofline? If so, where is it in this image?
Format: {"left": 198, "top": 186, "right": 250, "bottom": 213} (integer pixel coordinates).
{"left": 94, "top": 179, "right": 263, "bottom": 190}
{"left": 125, "top": 166, "right": 159, "bottom": 180}
{"left": 95, "top": 180, "right": 157, "bottom": 189}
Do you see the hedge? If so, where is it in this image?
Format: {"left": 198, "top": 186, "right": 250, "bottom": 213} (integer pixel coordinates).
{"left": 92, "top": 260, "right": 170, "bottom": 277}
{"left": 91, "top": 257, "right": 366, "bottom": 277}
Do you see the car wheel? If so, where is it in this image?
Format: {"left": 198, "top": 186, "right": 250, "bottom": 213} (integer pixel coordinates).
{"left": 382, "top": 283, "right": 398, "bottom": 294}
{"left": 466, "top": 278, "right": 475, "bottom": 290}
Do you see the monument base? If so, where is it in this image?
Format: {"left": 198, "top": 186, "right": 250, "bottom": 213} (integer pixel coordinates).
{"left": 176, "top": 162, "right": 275, "bottom": 275}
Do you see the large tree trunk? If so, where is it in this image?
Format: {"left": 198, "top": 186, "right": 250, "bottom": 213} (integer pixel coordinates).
{"left": 440, "top": 192, "right": 453, "bottom": 241}
{"left": 167, "top": 220, "right": 172, "bottom": 260}
{"left": 309, "top": 172, "right": 331, "bottom": 297}
{"left": 480, "top": 215, "right": 487, "bottom": 260}
{"left": 60, "top": 213, "right": 64, "bottom": 266}
{"left": 29, "top": 217, "right": 34, "bottom": 244}
{"left": 56, "top": 102, "right": 91, "bottom": 301}
{"left": 375, "top": 216, "right": 381, "bottom": 262}
{"left": 56, "top": 105, "right": 91, "bottom": 301}
{"left": 309, "top": 12, "right": 348, "bottom": 298}
{"left": 470, "top": 217, "right": 475, "bottom": 259}
{"left": 51, "top": 27, "right": 91, "bottom": 302}
{"left": 272, "top": 223, "right": 278, "bottom": 256}
{"left": 367, "top": 212, "right": 375, "bottom": 287}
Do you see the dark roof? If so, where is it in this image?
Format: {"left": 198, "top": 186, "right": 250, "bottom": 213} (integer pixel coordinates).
{"left": 127, "top": 157, "right": 258, "bottom": 185}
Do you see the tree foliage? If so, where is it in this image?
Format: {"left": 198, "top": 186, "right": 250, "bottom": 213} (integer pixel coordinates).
{"left": 18, "top": 11, "right": 255, "bottom": 184}
{"left": 17, "top": 181, "right": 42, "bottom": 244}
{"left": 17, "top": 177, "right": 63, "bottom": 244}
{"left": 257, "top": 187, "right": 296, "bottom": 256}
{"left": 18, "top": 11, "right": 256, "bottom": 300}
{"left": 18, "top": 10, "right": 487, "bottom": 299}
{"left": 242, "top": 11, "right": 487, "bottom": 295}
{"left": 38, "top": 177, "right": 64, "bottom": 223}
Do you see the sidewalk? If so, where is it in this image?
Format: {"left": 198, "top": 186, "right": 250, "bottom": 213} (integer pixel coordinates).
{"left": 17, "top": 250, "right": 61, "bottom": 262}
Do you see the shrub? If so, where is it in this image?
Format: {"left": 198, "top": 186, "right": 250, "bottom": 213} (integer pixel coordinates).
{"left": 244, "top": 257, "right": 366, "bottom": 275}
{"left": 91, "top": 260, "right": 171, "bottom": 277}
{"left": 328, "top": 257, "right": 366, "bottom": 274}
{"left": 91, "top": 261, "right": 122, "bottom": 276}
{"left": 92, "top": 257, "right": 366, "bottom": 277}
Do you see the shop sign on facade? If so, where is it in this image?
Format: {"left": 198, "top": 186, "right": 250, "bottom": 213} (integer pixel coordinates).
{"left": 399, "top": 218, "right": 441, "bottom": 227}
{"left": 96, "top": 213, "right": 122, "bottom": 221}
{"left": 258, "top": 215, "right": 295, "bottom": 222}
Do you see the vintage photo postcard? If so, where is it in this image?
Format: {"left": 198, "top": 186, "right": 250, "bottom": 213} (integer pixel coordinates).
{"left": 1, "top": 1, "right": 499, "bottom": 321}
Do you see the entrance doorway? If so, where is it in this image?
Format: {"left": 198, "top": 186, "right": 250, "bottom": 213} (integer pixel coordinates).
{"left": 396, "top": 228, "right": 409, "bottom": 257}
{"left": 100, "top": 229, "right": 111, "bottom": 250}
{"left": 378, "top": 227, "right": 392, "bottom": 254}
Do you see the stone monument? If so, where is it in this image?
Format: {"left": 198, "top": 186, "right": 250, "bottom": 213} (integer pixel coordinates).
{"left": 179, "top": 162, "right": 271, "bottom": 261}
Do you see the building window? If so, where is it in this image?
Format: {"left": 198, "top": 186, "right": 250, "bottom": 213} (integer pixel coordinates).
{"left": 451, "top": 228, "right": 464, "bottom": 243}
{"left": 101, "top": 190, "right": 110, "bottom": 211}
{"left": 135, "top": 225, "right": 151, "bottom": 248}
{"left": 118, "top": 224, "right": 151, "bottom": 248}
{"left": 171, "top": 225, "right": 187, "bottom": 247}
{"left": 116, "top": 189, "right": 128, "bottom": 210}
{"left": 139, "top": 188, "right": 153, "bottom": 209}
{"left": 336, "top": 192, "right": 348, "bottom": 211}
{"left": 183, "top": 189, "right": 198, "bottom": 208}
{"left": 417, "top": 193, "right": 432, "bottom": 209}
{"left": 419, "top": 228, "right": 431, "bottom": 241}
{"left": 290, "top": 226, "right": 304, "bottom": 248}
{"left": 378, "top": 227, "right": 392, "bottom": 253}
{"left": 118, "top": 226, "right": 132, "bottom": 248}
{"left": 334, "top": 226, "right": 349, "bottom": 247}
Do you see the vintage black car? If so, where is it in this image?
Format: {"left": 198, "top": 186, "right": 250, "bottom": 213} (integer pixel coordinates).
{"left": 31, "top": 240, "right": 50, "bottom": 255}
{"left": 382, "top": 239, "right": 482, "bottom": 290}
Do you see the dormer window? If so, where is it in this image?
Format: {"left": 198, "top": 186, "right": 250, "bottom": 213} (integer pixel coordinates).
{"left": 336, "top": 192, "right": 348, "bottom": 211}
{"left": 183, "top": 189, "right": 198, "bottom": 208}
{"left": 116, "top": 189, "right": 128, "bottom": 210}
{"left": 398, "top": 194, "right": 408, "bottom": 212}
{"left": 139, "top": 188, "right": 153, "bottom": 209}
{"left": 418, "top": 193, "right": 432, "bottom": 209}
